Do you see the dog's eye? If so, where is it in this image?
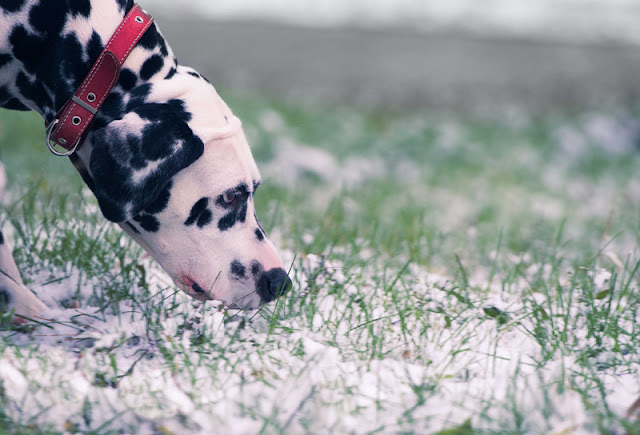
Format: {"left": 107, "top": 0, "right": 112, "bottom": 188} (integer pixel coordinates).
{"left": 222, "top": 192, "right": 236, "bottom": 204}
{"left": 218, "top": 186, "right": 250, "bottom": 208}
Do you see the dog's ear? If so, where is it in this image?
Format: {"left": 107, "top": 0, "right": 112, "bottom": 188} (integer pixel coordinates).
{"left": 89, "top": 100, "right": 204, "bottom": 222}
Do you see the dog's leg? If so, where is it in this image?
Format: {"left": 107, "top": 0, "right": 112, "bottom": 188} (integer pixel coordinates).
{"left": 0, "top": 166, "right": 47, "bottom": 324}
{"left": 0, "top": 228, "right": 47, "bottom": 324}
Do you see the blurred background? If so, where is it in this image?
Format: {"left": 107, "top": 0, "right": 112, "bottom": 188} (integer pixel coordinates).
{"left": 140, "top": 0, "right": 640, "bottom": 112}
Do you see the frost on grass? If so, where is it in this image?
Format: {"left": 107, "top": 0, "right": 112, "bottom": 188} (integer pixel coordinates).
{"left": 262, "top": 139, "right": 386, "bottom": 190}
{"left": 2, "top": 108, "right": 640, "bottom": 433}
{"left": 1, "top": 242, "right": 639, "bottom": 433}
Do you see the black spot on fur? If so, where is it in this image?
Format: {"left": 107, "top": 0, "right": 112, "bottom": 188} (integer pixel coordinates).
{"left": 166, "top": 98, "right": 192, "bottom": 122}
{"left": 140, "top": 54, "right": 163, "bottom": 81}
{"left": 115, "top": 0, "right": 133, "bottom": 13}
{"left": 3, "top": 98, "right": 28, "bottom": 110}
{"left": 164, "top": 67, "right": 177, "bottom": 79}
{"left": 255, "top": 228, "right": 264, "bottom": 241}
{"left": 217, "top": 204, "right": 247, "bottom": 232}
{"left": 57, "top": 34, "right": 89, "bottom": 106}
{"left": 124, "top": 83, "right": 151, "bottom": 111}
{"left": 0, "top": 84, "right": 12, "bottom": 101}
{"left": 86, "top": 31, "right": 103, "bottom": 65}
{"left": 251, "top": 261, "right": 263, "bottom": 278}
{"left": 197, "top": 210, "right": 213, "bottom": 228}
{"left": 217, "top": 213, "right": 234, "bottom": 232}
{"left": 133, "top": 213, "right": 160, "bottom": 232}
{"left": 68, "top": 0, "right": 92, "bottom": 17}
{"left": 184, "top": 198, "right": 213, "bottom": 228}
{"left": 96, "top": 91, "right": 125, "bottom": 126}
{"left": 0, "top": 86, "right": 29, "bottom": 110}
{"left": 90, "top": 101, "right": 203, "bottom": 222}
{"left": 15, "top": 71, "right": 49, "bottom": 113}
{"left": 0, "top": 230, "right": 4, "bottom": 245}
{"left": 1, "top": 0, "right": 27, "bottom": 13}
{"left": 0, "top": 288, "right": 11, "bottom": 311}
{"left": 28, "top": 0, "right": 67, "bottom": 36}
{"left": 125, "top": 222, "right": 141, "bottom": 234}
{"left": 9, "top": 24, "right": 44, "bottom": 74}
{"left": 230, "top": 260, "right": 246, "bottom": 279}
{"left": 185, "top": 70, "right": 210, "bottom": 83}
{"left": 138, "top": 23, "right": 160, "bottom": 50}
{"left": 192, "top": 282, "right": 205, "bottom": 294}
{"left": 144, "top": 180, "right": 172, "bottom": 215}
{"left": 118, "top": 68, "right": 137, "bottom": 91}
{"left": 185, "top": 198, "right": 207, "bottom": 225}
{"left": 0, "top": 53, "right": 12, "bottom": 69}
{"left": 137, "top": 23, "right": 169, "bottom": 57}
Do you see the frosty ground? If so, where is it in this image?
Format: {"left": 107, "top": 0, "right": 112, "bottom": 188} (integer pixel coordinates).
{"left": 1, "top": 95, "right": 640, "bottom": 434}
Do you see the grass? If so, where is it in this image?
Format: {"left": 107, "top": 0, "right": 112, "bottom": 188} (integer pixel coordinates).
{"left": 0, "top": 94, "right": 639, "bottom": 434}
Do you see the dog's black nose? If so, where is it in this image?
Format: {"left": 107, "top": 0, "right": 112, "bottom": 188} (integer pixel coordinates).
{"left": 257, "top": 268, "right": 292, "bottom": 303}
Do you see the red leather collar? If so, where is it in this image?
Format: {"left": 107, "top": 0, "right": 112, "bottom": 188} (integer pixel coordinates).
{"left": 45, "top": 3, "right": 153, "bottom": 156}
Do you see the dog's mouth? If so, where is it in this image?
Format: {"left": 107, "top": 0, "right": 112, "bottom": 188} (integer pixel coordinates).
{"left": 176, "top": 273, "right": 263, "bottom": 309}
{"left": 179, "top": 275, "right": 212, "bottom": 301}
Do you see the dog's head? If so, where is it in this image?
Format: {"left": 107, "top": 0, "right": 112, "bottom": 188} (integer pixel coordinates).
{"left": 77, "top": 71, "right": 290, "bottom": 308}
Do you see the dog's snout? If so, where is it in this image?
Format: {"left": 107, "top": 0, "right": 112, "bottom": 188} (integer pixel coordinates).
{"left": 257, "top": 268, "right": 292, "bottom": 303}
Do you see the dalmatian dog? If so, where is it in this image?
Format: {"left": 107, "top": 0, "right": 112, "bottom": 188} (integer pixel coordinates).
{"left": 0, "top": 0, "right": 291, "bottom": 323}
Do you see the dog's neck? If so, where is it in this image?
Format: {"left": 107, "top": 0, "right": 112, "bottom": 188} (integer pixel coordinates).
{"left": 1, "top": 0, "right": 240, "bottom": 228}
{"left": 0, "top": 0, "right": 188, "bottom": 193}
{"left": 0, "top": 0, "right": 175, "bottom": 125}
